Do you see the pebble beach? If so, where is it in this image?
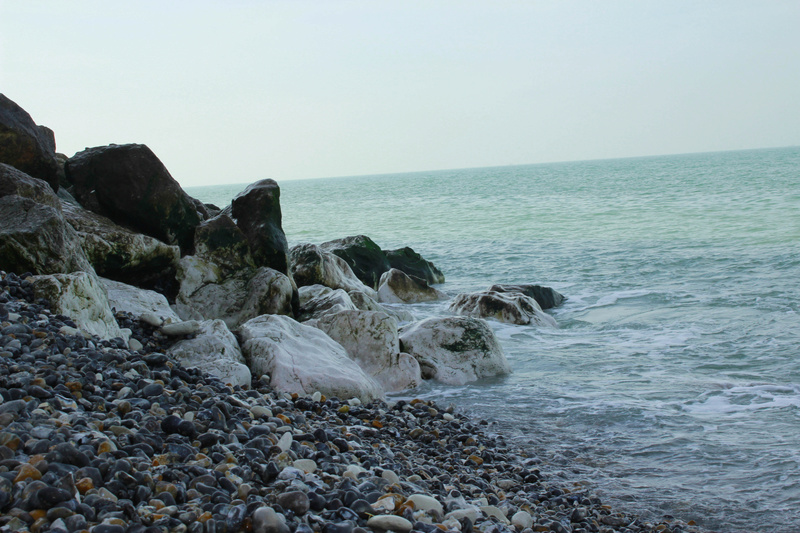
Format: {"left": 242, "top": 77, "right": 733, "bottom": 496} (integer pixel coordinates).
{"left": 0, "top": 271, "right": 705, "bottom": 533}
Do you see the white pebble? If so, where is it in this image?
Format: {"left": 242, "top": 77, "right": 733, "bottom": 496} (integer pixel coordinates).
{"left": 366, "top": 515, "right": 413, "bottom": 532}
{"left": 277, "top": 431, "right": 293, "bottom": 452}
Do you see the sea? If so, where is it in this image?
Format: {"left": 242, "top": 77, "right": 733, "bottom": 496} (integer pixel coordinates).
{"left": 186, "top": 146, "right": 800, "bottom": 533}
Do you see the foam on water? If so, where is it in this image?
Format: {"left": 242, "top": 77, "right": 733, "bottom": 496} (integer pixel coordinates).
{"left": 187, "top": 147, "right": 800, "bottom": 532}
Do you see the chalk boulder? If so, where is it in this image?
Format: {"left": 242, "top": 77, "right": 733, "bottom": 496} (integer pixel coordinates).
{"left": 290, "top": 243, "right": 377, "bottom": 297}
{"left": 386, "top": 247, "right": 444, "bottom": 285}
{"left": 297, "top": 286, "right": 358, "bottom": 322}
{"left": 399, "top": 316, "right": 510, "bottom": 385}
{"left": 167, "top": 319, "right": 251, "bottom": 389}
{"left": 449, "top": 290, "right": 557, "bottom": 327}
{"left": 377, "top": 269, "right": 446, "bottom": 304}
{"left": 30, "top": 271, "right": 124, "bottom": 341}
{"left": 101, "top": 277, "right": 181, "bottom": 325}
{"left": 488, "top": 283, "right": 565, "bottom": 310}
{"left": 308, "top": 310, "right": 421, "bottom": 392}
{"left": 320, "top": 235, "right": 390, "bottom": 290}
{"left": 239, "top": 314, "right": 383, "bottom": 403}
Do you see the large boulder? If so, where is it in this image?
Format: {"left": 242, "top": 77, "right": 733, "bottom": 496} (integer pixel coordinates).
{"left": 0, "top": 164, "right": 93, "bottom": 275}
{"left": 30, "top": 271, "right": 124, "bottom": 341}
{"left": 308, "top": 310, "right": 421, "bottom": 392}
{"left": 398, "top": 316, "right": 510, "bottom": 385}
{"left": 348, "top": 289, "right": 415, "bottom": 323}
{"left": 101, "top": 277, "right": 181, "bottom": 325}
{"left": 488, "top": 284, "right": 565, "bottom": 310}
{"left": 320, "top": 235, "right": 390, "bottom": 290}
{"left": 297, "top": 286, "right": 358, "bottom": 322}
{"left": 377, "top": 269, "right": 446, "bottom": 304}
{"left": 449, "top": 290, "right": 558, "bottom": 327}
{"left": 386, "top": 247, "right": 445, "bottom": 285}
{"left": 229, "top": 179, "right": 290, "bottom": 275}
{"left": 0, "top": 94, "right": 60, "bottom": 190}
{"left": 174, "top": 256, "right": 293, "bottom": 328}
{"left": 167, "top": 319, "right": 251, "bottom": 389}
{"left": 62, "top": 202, "right": 180, "bottom": 294}
{"left": 239, "top": 314, "right": 383, "bottom": 403}
{"left": 65, "top": 143, "right": 201, "bottom": 252}
{"left": 290, "top": 243, "right": 377, "bottom": 297}
{"left": 193, "top": 213, "right": 255, "bottom": 275}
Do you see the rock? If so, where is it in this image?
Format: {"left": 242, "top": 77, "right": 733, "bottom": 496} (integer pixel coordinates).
{"left": 366, "top": 515, "right": 413, "bottom": 532}
{"left": 385, "top": 246, "right": 444, "bottom": 285}
{"left": 30, "top": 271, "right": 124, "bottom": 340}
{"left": 174, "top": 255, "right": 293, "bottom": 328}
{"left": 290, "top": 243, "right": 377, "bottom": 297}
{"left": 65, "top": 143, "right": 200, "bottom": 252}
{"left": 229, "top": 179, "right": 291, "bottom": 275}
{"left": 307, "top": 310, "right": 421, "bottom": 392}
{"left": 347, "top": 289, "right": 415, "bottom": 323}
{"left": 101, "top": 277, "right": 181, "bottom": 325}
{"left": 0, "top": 94, "right": 60, "bottom": 190}
{"left": 448, "top": 290, "right": 557, "bottom": 327}
{"left": 62, "top": 201, "right": 180, "bottom": 293}
{"left": 319, "top": 235, "right": 390, "bottom": 290}
{"left": 167, "top": 319, "right": 251, "bottom": 388}
{"left": 399, "top": 316, "right": 510, "bottom": 385}
{"left": 0, "top": 164, "right": 93, "bottom": 275}
{"left": 488, "top": 284, "right": 565, "bottom": 310}
{"left": 406, "top": 494, "right": 444, "bottom": 516}
{"left": 239, "top": 314, "right": 383, "bottom": 403}
{"left": 511, "top": 510, "right": 534, "bottom": 530}
{"left": 193, "top": 213, "right": 255, "bottom": 275}
{"left": 297, "top": 286, "right": 358, "bottom": 322}
{"left": 377, "top": 269, "right": 446, "bottom": 304}
{"left": 160, "top": 320, "right": 201, "bottom": 336}
{"left": 253, "top": 506, "right": 290, "bottom": 533}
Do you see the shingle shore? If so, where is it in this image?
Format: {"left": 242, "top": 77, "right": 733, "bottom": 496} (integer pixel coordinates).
{"left": 0, "top": 272, "right": 703, "bottom": 533}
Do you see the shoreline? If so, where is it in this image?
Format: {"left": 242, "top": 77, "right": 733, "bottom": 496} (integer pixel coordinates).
{"left": 0, "top": 271, "right": 705, "bottom": 533}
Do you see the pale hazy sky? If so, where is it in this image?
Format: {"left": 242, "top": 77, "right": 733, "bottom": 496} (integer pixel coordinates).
{"left": 2, "top": 1, "right": 799, "bottom": 187}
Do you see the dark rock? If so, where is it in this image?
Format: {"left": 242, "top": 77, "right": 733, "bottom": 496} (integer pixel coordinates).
{"left": 385, "top": 247, "right": 444, "bottom": 285}
{"left": 488, "top": 284, "right": 565, "bottom": 310}
{"left": 65, "top": 143, "right": 201, "bottom": 252}
{"left": 61, "top": 201, "right": 180, "bottom": 293}
{"left": 0, "top": 165, "right": 93, "bottom": 275}
{"left": 193, "top": 214, "right": 255, "bottom": 275}
{"left": 276, "top": 490, "right": 310, "bottom": 515}
{"left": 0, "top": 94, "right": 61, "bottom": 190}
{"left": 320, "top": 235, "right": 390, "bottom": 290}
{"left": 229, "top": 179, "right": 290, "bottom": 276}
{"left": 377, "top": 269, "right": 445, "bottom": 304}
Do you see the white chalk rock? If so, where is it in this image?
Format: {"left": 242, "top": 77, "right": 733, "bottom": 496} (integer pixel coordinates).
{"left": 449, "top": 290, "right": 557, "bottom": 327}
{"left": 174, "top": 255, "right": 293, "bottom": 328}
{"left": 399, "top": 316, "right": 510, "bottom": 385}
{"left": 167, "top": 319, "right": 251, "bottom": 388}
{"left": 366, "top": 515, "right": 413, "bottom": 532}
{"left": 307, "top": 310, "right": 421, "bottom": 392}
{"left": 297, "top": 286, "right": 358, "bottom": 321}
{"left": 407, "top": 494, "right": 444, "bottom": 516}
{"left": 290, "top": 243, "right": 377, "bottom": 297}
{"left": 101, "top": 277, "right": 181, "bottom": 325}
{"left": 511, "top": 510, "right": 534, "bottom": 530}
{"left": 30, "top": 271, "right": 124, "bottom": 340}
{"left": 239, "top": 314, "right": 384, "bottom": 403}
{"left": 377, "top": 268, "right": 446, "bottom": 304}
{"left": 348, "top": 289, "right": 415, "bottom": 323}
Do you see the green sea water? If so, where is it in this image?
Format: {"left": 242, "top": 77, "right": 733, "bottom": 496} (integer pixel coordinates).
{"left": 187, "top": 147, "right": 800, "bottom": 532}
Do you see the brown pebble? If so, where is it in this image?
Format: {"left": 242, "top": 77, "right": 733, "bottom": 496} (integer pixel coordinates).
{"left": 15, "top": 463, "right": 42, "bottom": 482}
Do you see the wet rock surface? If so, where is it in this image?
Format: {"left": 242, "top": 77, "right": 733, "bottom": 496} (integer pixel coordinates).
{"left": 0, "top": 271, "right": 702, "bottom": 533}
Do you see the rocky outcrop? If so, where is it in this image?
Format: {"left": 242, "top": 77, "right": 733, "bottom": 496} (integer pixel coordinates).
{"left": 193, "top": 214, "right": 255, "bottom": 275}
{"left": 239, "top": 314, "right": 383, "bottom": 403}
{"left": 62, "top": 202, "right": 180, "bottom": 294}
{"left": 449, "top": 290, "right": 558, "bottom": 327}
{"left": 348, "top": 289, "right": 415, "bottom": 323}
{"left": 65, "top": 143, "right": 201, "bottom": 252}
{"left": 307, "top": 310, "right": 421, "bottom": 392}
{"left": 290, "top": 243, "right": 376, "bottom": 297}
{"left": 0, "top": 94, "right": 61, "bottom": 190}
{"left": 167, "top": 319, "right": 251, "bottom": 389}
{"left": 320, "top": 235, "right": 390, "bottom": 289}
{"left": 377, "top": 269, "right": 446, "bottom": 304}
{"left": 30, "top": 271, "right": 124, "bottom": 341}
{"left": 101, "top": 277, "right": 181, "bottom": 326}
{"left": 229, "top": 179, "right": 291, "bottom": 275}
{"left": 386, "top": 247, "right": 445, "bottom": 285}
{"left": 399, "top": 316, "right": 510, "bottom": 385}
{"left": 488, "top": 283, "right": 565, "bottom": 310}
{"left": 174, "top": 256, "right": 293, "bottom": 328}
{"left": 0, "top": 164, "right": 93, "bottom": 275}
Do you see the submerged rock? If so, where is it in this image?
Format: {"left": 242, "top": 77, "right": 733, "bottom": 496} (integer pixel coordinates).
{"left": 488, "top": 283, "right": 565, "bottom": 310}
{"left": 320, "top": 235, "right": 390, "bottom": 290}
{"left": 386, "top": 246, "right": 444, "bottom": 285}
{"left": 449, "top": 290, "right": 557, "bottom": 327}
{"left": 399, "top": 316, "right": 510, "bottom": 385}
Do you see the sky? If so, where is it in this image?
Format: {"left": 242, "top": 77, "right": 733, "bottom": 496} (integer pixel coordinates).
{"left": 1, "top": 1, "right": 799, "bottom": 187}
